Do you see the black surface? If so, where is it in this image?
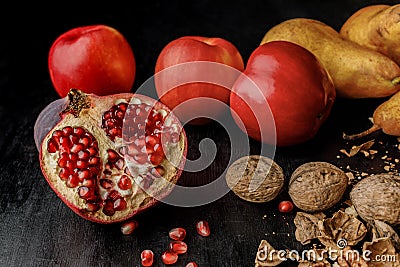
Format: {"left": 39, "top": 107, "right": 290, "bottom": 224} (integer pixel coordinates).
{"left": 1, "top": 1, "right": 399, "bottom": 266}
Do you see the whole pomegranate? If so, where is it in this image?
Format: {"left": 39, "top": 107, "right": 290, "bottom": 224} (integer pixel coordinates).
{"left": 37, "top": 89, "right": 187, "bottom": 223}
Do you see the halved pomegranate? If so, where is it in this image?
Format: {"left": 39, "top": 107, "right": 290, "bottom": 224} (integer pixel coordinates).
{"left": 38, "top": 89, "right": 187, "bottom": 223}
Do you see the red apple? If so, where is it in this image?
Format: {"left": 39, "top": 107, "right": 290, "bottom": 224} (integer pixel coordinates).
{"left": 48, "top": 25, "right": 136, "bottom": 97}
{"left": 154, "top": 36, "right": 244, "bottom": 125}
{"left": 230, "top": 41, "right": 336, "bottom": 146}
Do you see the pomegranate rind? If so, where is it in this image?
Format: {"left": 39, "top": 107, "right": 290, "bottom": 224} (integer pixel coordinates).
{"left": 39, "top": 91, "right": 187, "bottom": 224}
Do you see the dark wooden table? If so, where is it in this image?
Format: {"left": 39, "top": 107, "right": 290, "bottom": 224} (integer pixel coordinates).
{"left": 1, "top": 1, "right": 399, "bottom": 266}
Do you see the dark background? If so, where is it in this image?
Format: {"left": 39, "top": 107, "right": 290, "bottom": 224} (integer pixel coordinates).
{"left": 1, "top": 1, "right": 399, "bottom": 266}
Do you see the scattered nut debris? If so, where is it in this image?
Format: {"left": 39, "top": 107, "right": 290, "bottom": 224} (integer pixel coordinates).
{"left": 339, "top": 140, "right": 375, "bottom": 158}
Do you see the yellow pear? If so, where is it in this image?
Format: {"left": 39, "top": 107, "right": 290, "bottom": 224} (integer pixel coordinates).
{"left": 261, "top": 18, "right": 400, "bottom": 99}
{"left": 340, "top": 4, "right": 400, "bottom": 66}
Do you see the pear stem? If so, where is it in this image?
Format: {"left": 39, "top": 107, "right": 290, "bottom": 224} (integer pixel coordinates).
{"left": 342, "top": 124, "right": 381, "bottom": 140}
{"left": 392, "top": 77, "right": 400, "bottom": 85}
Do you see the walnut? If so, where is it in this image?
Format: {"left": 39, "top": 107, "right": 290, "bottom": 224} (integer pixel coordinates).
{"left": 350, "top": 174, "right": 400, "bottom": 226}
{"left": 226, "top": 155, "right": 284, "bottom": 203}
{"left": 289, "top": 162, "right": 348, "bottom": 212}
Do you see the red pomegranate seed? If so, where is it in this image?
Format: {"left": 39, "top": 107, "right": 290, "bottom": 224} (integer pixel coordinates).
{"left": 73, "top": 127, "right": 85, "bottom": 136}
{"left": 47, "top": 138, "right": 58, "bottom": 153}
{"left": 59, "top": 168, "right": 69, "bottom": 180}
{"left": 169, "top": 227, "right": 186, "bottom": 241}
{"left": 70, "top": 143, "right": 84, "bottom": 153}
{"left": 118, "top": 175, "right": 132, "bottom": 190}
{"left": 113, "top": 198, "right": 127, "bottom": 211}
{"left": 78, "top": 170, "right": 90, "bottom": 180}
{"left": 120, "top": 220, "right": 138, "bottom": 235}
{"left": 88, "top": 157, "right": 100, "bottom": 165}
{"left": 170, "top": 241, "right": 188, "bottom": 254}
{"left": 76, "top": 160, "right": 88, "bottom": 169}
{"left": 107, "top": 149, "right": 119, "bottom": 162}
{"left": 86, "top": 202, "right": 100, "bottom": 212}
{"left": 58, "top": 158, "right": 67, "bottom": 168}
{"left": 196, "top": 220, "right": 210, "bottom": 237}
{"left": 186, "top": 262, "right": 199, "bottom": 267}
{"left": 100, "top": 179, "right": 113, "bottom": 189}
{"left": 82, "top": 179, "right": 94, "bottom": 187}
{"left": 161, "top": 250, "right": 178, "bottom": 265}
{"left": 102, "top": 201, "right": 115, "bottom": 216}
{"left": 87, "top": 147, "right": 98, "bottom": 156}
{"left": 80, "top": 136, "right": 91, "bottom": 147}
{"left": 151, "top": 166, "right": 165, "bottom": 177}
{"left": 149, "top": 153, "right": 164, "bottom": 166}
{"left": 141, "top": 249, "right": 154, "bottom": 267}
{"left": 278, "top": 200, "right": 294, "bottom": 213}
{"left": 62, "top": 126, "right": 73, "bottom": 136}
{"left": 78, "top": 186, "right": 90, "bottom": 198}
{"left": 66, "top": 175, "right": 80, "bottom": 188}
{"left": 78, "top": 151, "right": 90, "bottom": 160}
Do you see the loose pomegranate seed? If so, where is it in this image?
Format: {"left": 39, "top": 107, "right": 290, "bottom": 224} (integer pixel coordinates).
{"left": 278, "top": 200, "right": 294, "bottom": 213}
{"left": 118, "top": 175, "right": 132, "bottom": 190}
{"left": 169, "top": 241, "right": 188, "bottom": 254}
{"left": 196, "top": 220, "right": 210, "bottom": 237}
{"left": 186, "top": 262, "right": 199, "bottom": 267}
{"left": 169, "top": 227, "right": 186, "bottom": 241}
{"left": 141, "top": 249, "right": 154, "bottom": 267}
{"left": 161, "top": 250, "right": 178, "bottom": 265}
{"left": 120, "top": 220, "right": 138, "bottom": 235}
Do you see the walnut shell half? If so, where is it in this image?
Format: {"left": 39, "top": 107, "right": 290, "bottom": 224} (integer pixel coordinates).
{"left": 289, "top": 162, "right": 348, "bottom": 212}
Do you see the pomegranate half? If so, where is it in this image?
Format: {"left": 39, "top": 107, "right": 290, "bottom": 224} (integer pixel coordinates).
{"left": 38, "top": 89, "right": 187, "bottom": 223}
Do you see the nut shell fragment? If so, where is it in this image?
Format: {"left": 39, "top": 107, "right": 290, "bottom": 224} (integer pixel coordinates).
{"left": 289, "top": 162, "right": 348, "bottom": 212}
{"left": 255, "top": 239, "right": 283, "bottom": 267}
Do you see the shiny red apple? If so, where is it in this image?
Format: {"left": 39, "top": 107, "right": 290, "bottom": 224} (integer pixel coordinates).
{"left": 155, "top": 36, "right": 244, "bottom": 125}
{"left": 230, "top": 41, "right": 336, "bottom": 146}
{"left": 48, "top": 25, "right": 136, "bottom": 97}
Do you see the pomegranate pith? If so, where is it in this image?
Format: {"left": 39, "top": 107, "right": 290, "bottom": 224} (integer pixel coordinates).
{"left": 38, "top": 89, "right": 187, "bottom": 224}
